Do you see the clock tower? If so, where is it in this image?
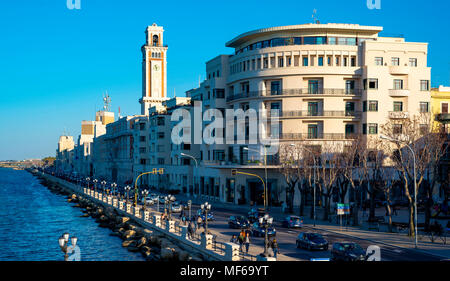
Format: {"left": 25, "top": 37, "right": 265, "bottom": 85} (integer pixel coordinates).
{"left": 140, "top": 23, "right": 169, "bottom": 115}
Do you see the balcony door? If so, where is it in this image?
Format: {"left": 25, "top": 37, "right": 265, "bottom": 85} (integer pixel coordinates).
{"left": 270, "top": 81, "right": 281, "bottom": 95}
{"left": 345, "top": 102, "right": 355, "bottom": 116}
{"left": 308, "top": 124, "right": 319, "bottom": 139}
{"left": 307, "top": 102, "right": 319, "bottom": 116}
{"left": 345, "top": 124, "right": 355, "bottom": 138}
{"left": 308, "top": 80, "right": 319, "bottom": 94}
{"left": 345, "top": 80, "right": 355, "bottom": 94}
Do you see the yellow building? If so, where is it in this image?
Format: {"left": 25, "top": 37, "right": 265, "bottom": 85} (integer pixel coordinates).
{"left": 431, "top": 86, "right": 450, "bottom": 133}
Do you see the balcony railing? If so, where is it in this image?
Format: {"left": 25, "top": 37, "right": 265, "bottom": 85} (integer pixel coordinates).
{"left": 227, "top": 88, "right": 362, "bottom": 102}
{"left": 268, "top": 110, "right": 362, "bottom": 118}
{"left": 279, "top": 133, "right": 345, "bottom": 140}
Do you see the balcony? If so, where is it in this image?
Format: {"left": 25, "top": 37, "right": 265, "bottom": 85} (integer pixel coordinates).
{"left": 436, "top": 113, "right": 450, "bottom": 124}
{"left": 226, "top": 88, "right": 362, "bottom": 102}
{"left": 388, "top": 111, "right": 410, "bottom": 119}
{"left": 389, "top": 89, "right": 410, "bottom": 97}
{"left": 279, "top": 133, "right": 345, "bottom": 140}
{"left": 268, "top": 110, "right": 362, "bottom": 118}
{"left": 389, "top": 66, "right": 409, "bottom": 75}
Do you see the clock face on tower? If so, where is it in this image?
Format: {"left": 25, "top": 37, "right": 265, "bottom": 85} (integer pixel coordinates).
{"left": 151, "top": 60, "right": 162, "bottom": 98}
{"left": 153, "top": 64, "right": 159, "bottom": 71}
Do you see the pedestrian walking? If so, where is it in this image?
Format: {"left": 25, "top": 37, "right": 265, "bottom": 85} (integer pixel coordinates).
{"left": 187, "top": 220, "right": 194, "bottom": 239}
{"left": 238, "top": 230, "right": 245, "bottom": 252}
{"left": 197, "top": 215, "right": 203, "bottom": 232}
{"left": 271, "top": 238, "right": 279, "bottom": 258}
{"left": 244, "top": 233, "right": 251, "bottom": 254}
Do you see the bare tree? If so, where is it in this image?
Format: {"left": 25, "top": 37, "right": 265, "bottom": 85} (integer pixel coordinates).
{"left": 380, "top": 113, "right": 447, "bottom": 236}
{"left": 278, "top": 143, "right": 300, "bottom": 213}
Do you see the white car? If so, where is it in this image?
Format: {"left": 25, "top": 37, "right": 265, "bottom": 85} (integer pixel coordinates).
{"left": 144, "top": 197, "right": 154, "bottom": 205}
{"left": 171, "top": 202, "right": 182, "bottom": 213}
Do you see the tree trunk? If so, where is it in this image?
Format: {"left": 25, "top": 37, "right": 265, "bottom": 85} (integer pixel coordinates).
{"left": 352, "top": 205, "right": 359, "bottom": 226}
{"left": 408, "top": 201, "right": 415, "bottom": 237}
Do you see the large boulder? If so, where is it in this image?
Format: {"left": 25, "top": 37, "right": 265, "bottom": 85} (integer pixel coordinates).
{"left": 137, "top": 237, "right": 147, "bottom": 248}
{"left": 122, "top": 230, "right": 136, "bottom": 240}
{"left": 160, "top": 247, "right": 175, "bottom": 260}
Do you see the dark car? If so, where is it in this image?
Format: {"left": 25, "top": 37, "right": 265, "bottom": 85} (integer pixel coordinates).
{"left": 296, "top": 232, "right": 328, "bottom": 251}
{"left": 331, "top": 242, "right": 366, "bottom": 261}
{"left": 282, "top": 215, "right": 303, "bottom": 228}
{"left": 248, "top": 208, "right": 266, "bottom": 223}
{"left": 228, "top": 216, "right": 250, "bottom": 229}
{"left": 251, "top": 222, "right": 276, "bottom": 237}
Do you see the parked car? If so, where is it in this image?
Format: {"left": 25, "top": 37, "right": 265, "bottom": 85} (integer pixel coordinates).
{"left": 251, "top": 222, "right": 276, "bottom": 237}
{"left": 282, "top": 215, "right": 303, "bottom": 228}
{"left": 248, "top": 208, "right": 267, "bottom": 223}
{"left": 196, "top": 209, "right": 214, "bottom": 221}
{"left": 171, "top": 202, "right": 182, "bottom": 213}
{"left": 331, "top": 242, "right": 366, "bottom": 261}
{"left": 228, "top": 216, "right": 250, "bottom": 229}
{"left": 158, "top": 196, "right": 165, "bottom": 204}
{"left": 143, "top": 196, "right": 154, "bottom": 205}
{"left": 296, "top": 232, "right": 328, "bottom": 250}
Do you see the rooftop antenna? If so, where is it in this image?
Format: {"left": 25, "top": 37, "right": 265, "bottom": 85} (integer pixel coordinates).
{"left": 312, "top": 9, "right": 320, "bottom": 24}
{"left": 174, "top": 88, "right": 176, "bottom": 97}
{"left": 118, "top": 106, "right": 121, "bottom": 119}
{"left": 198, "top": 75, "right": 201, "bottom": 87}
{"left": 103, "top": 91, "right": 111, "bottom": 112}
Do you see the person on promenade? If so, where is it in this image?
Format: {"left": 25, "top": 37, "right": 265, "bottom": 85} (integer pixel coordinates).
{"left": 238, "top": 230, "right": 245, "bottom": 252}
{"left": 244, "top": 233, "right": 251, "bottom": 254}
{"left": 187, "top": 220, "right": 194, "bottom": 239}
{"left": 197, "top": 215, "right": 203, "bottom": 233}
{"left": 270, "top": 238, "right": 279, "bottom": 258}
{"left": 230, "top": 234, "right": 238, "bottom": 243}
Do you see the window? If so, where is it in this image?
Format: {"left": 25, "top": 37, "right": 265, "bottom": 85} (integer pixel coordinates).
{"left": 368, "top": 101, "right": 378, "bottom": 112}
{"left": 392, "top": 57, "right": 400, "bottom": 66}
{"left": 345, "top": 124, "right": 355, "bottom": 138}
{"left": 213, "top": 150, "right": 225, "bottom": 161}
{"left": 420, "top": 80, "right": 430, "bottom": 91}
{"left": 157, "top": 132, "right": 165, "bottom": 139}
{"left": 303, "top": 57, "right": 309, "bottom": 66}
{"left": 308, "top": 80, "right": 320, "bottom": 94}
{"left": 345, "top": 80, "right": 355, "bottom": 94}
{"left": 140, "top": 159, "right": 147, "bottom": 165}
{"left": 393, "top": 124, "right": 403, "bottom": 135}
{"left": 307, "top": 102, "right": 319, "bottom": 116}
{"left": 139, "top": 123, "right": 146, "bottom": 130}
{"left": 345, "top": 102, "right": 355, "bottom": 115}
{"left": 368, "top": 123, "right": 378, "bottom": 134}
{"left": 409, "top": 58, "right": 417, "bottom": 67}
{"left": 152, "top": 35, "right": 159, "bottom": 47}
{"left": 278, "top": 57, "right": 284, "bottom": 67}
{"left": 419, "top": 124, "right": 429, "bottom": 135}
{"left": 364, "top": 79, "right": 378, "bottom": 90}
{"left": 393, "top": 101, "right": 403, "bottom": 112}
{"left": 327, "top": 56, "right": 332, "bottom": 66}
{"left": 158, "top": 158, "right": 165, "bottom": 165}
{"left": 157, "top": 117, "right": 165, "bottom": 126}
{"left": 139, "top": 147, "right": 146, "bottom": 153}
{"left": 214, "top": 89, "right": 225, "bottom": 98}
{"left": 307, "top": 125, "right": 319, "bottom": 139}
{"left": 343, "top": 57, "right": 348, "bottom": 67}
{"left": 362, "top": 123, "right": 367, "bottom": 135}
{"left": 303, "top": 37, "right": 326, "bottom": 45}
{"left": 139, "top": 136, "right": 146, "bottom": 142}
{"left": 318, "top": 57, "right": 324, "bottom": 66}
{"left": 351, "top": 57, "right": 356, "bottom": 67}
{"left": 442, "top": 103, "right": 449, "bottom": 114}
{"left": 271, "top": 81, "right": 281, "bottom": 95}
{"left": 420, "top": 102, "right": 429, "bottom": 113}
{"left": 393, "top": 79, "right": 403, "bottom": 90}
{"left": 375, "top": 57, "right": 384, "bottom": 66}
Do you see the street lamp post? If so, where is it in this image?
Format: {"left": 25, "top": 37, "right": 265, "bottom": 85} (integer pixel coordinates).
{"left": 201, "top": 202, "right": 212, "bottom": 234}
{"left": 166, "top": 195, "right": 176, "bottom": 220}
{"left": 58, "top": 232, "right": 77, "bottom": 261}
{"left": 259, "top": 214, "right": 273, "bottom": 257}
{"left": 93, "top": 179, "right": 98, "bottom": 192}
{"left": 142, "top": 189, "right": 149, "bottom": 211}
{"left": 86, "top": 177, "right": 90, "bottom": 190}
{"left": 380, "top": 135, "right": 418, "bottom": 248}
{"left": 188, "top": 200, "right": 192, "bottom": 221}
{"left": 291, "top": 143, "right": 317, "bottom": 227}
{"left": 124, "top": 186, "right": 131, "bottom": 205}
{"left": 244, "top": 147, "right": 268, "bottom": 211}
{"left": 180, "top": 153, "right": 198, "bottom": 197}
{"left": 101, "top": 180, "right": 107, "bottom": 194}
{"left": 111, "top": 182, "right": 117, "bottom": 197}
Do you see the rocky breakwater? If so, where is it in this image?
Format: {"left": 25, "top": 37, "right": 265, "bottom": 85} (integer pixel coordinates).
{"left": 35, "top": 175, "right": 205, "bottom": 261}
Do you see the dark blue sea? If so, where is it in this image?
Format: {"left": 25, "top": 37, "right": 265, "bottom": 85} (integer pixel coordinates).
{"left": 0, "top": 168, "right": 144, "bottom": 261}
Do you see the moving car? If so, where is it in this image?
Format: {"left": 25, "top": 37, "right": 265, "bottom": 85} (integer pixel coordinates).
{"left": 248, "top": 208, "right": 267, "bottom": 223}
{"left": 331, "top": 242, "right": 366, "bottom": 261}
{"left": 171, "top": 202, "right": 183, "bottom": 213}
{"left": 251, "top": 222, "right": 276, "bottom": 237}
{"left": 296, "top": 232, "right": 328, "bottom": 250}
{"left": 228, "top": 216, "right": 250, "bottom": 229}
{"left": 143, "top": 196, "right": 155, "bottom": 205}
{"left": 282, "top": 215, "right": 303, "bottom": 228}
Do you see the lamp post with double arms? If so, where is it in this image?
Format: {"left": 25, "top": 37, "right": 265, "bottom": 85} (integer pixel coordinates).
{"left": 201, "top": 202, "right": 211, "bottom": 234}
{"left": 58, "top": 232, "right": 77, "bottom": 261}
{"left": 111, "top": 182, "right": 117, "bottom": 197}
{"left": 259, "top": 214, "right": 273, "bottom": 257}
{"left": 93, "top": 179, "right": 98, "bottom": 192}
{"left": 124, "top": 185, "right": 131, "bottom": 205}
{"left": 86, "top": 177, "right": 90, "bottom": 190}
{"left": 142, "top": 189, "right": 149, "bottom": 211}
{"left": 380, "top": 134, "right": 418, "bottom": 248}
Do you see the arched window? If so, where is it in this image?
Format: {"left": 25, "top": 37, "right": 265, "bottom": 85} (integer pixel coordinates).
{"left": 153, "top": 35, "right": 159, "bottom": 46}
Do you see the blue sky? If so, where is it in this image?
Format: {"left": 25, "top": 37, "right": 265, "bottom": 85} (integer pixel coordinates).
{"left": 0, "top": 0, "right": 449, "bottom": 160}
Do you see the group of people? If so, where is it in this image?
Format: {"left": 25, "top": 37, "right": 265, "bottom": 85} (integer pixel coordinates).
{"left": 187, "top": 214, "right": 207, "bottom": 239}
{"left": 230, "top": 230, "right": 279, "bottom": 258}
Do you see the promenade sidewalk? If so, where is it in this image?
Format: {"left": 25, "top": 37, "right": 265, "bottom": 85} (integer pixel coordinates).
{"left": 171, "top": 192, "right": 450, "bottom": 260}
